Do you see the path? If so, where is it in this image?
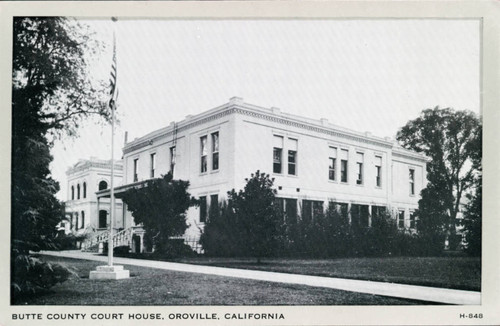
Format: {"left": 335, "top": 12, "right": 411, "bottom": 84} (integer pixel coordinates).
{"left": 40, "top": 250, "right": 480, "bottom": 305}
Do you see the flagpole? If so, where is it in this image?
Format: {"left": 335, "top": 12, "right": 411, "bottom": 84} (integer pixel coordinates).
{"left": 89, "top": 16, "right": 129, "bottom": 279}
{"left": 108, "top": 17, "right": 118, "bottom": 267}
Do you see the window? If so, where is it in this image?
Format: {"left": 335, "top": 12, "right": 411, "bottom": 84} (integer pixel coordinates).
{"left": 81, "top": 211, "right": 85, "bottom": 229}
{"left": 170, "top": 146, "right": 176, "bottom": 174}
{"left": 212, "top": 132, "right": 219, "bottom": 170}
{"left": 133, "top": 158, "right": 139, "bottom": 182}
{"left": 209, "top": 194, "right": 219, "bottom": 218}
{"left": 276, "top": 198, "right": 298, "bottom": 222}
{"left": 410, "top": 211, "right": 416, "bottom": 229}
{"left": 150, "top": 153, "right": 156, "bottom": 178}
{"left": 200, "top": 136, "right": 208, "bottom": 173}
{"left": 273, "top": 135, "right": 283, "bottom": 174}
{"left": 199, "top": 196, "right": 207, "bottom": 223}
{"left": 409, "top": 169, "right": 415, "bottom": 195}
{"left": 372, "top": 206, "right": 386, "bottom": 220}
{"left": 98, "top": 180, "right": 108, "bottom": 191}
{"left": 398, "top": 210, "right": 405, "bottom": 229}
{"left": 351, "top": 204, "right": 369, "bottom": 227}
{"left": 83, "top": 182, "right": 87, "bottom": 198}
{"left": 287, "top": 138, "right": 298, "bottom": 176}
{"left": 71, "top": 186, "right": 74, "bottom": 200}
{"left": 99, "top": 210, "right": 107, "bottom": 229}
{"left": 375, "top": 156, "right": 382, "bottom": 187}
{"left": 302, "top": 200, "right": 323, "bottom": 223}
{"left": 356, "top": 153, "right": 364, "bottom": 185}
{"left": 340, "top": 149, "right": 348, "bottom": 183}
{"left": 77, "top": 184, "right": 80, "bottom": 199}
{"left": 329, "top": 147, "right": 337, "bottom": 181}
{"left": 75, "top": 213, "right": 79, "bottom": 231}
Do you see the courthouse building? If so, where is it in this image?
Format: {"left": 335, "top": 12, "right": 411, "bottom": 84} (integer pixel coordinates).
{"left": 92, "top": 97, "right": 428, "bottom": 253}
{"left": 64, "top": 158, "right": 124, "bottom": 235}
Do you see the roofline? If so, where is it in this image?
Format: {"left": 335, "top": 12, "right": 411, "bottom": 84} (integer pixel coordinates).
{"left": 122, "top": 97, "right": 427, "bottom": 162}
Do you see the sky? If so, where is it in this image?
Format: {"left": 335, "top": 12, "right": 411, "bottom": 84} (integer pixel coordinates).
{"left": 50, "top": 18, "right": 480, "bottom": 200}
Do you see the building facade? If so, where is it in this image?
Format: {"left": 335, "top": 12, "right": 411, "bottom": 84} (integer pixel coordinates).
{"left": 64, "top": 158, "right": 124, "bottom": 235}
{"left": 110, "top": 97, "right": 427, "bottom": 251}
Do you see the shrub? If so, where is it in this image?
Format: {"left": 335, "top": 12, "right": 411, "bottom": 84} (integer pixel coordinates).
{"left": 11, "top": 254, "right": 76, "bottom": 303}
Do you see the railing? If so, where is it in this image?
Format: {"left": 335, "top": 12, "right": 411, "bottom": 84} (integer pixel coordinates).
{"left": 81, "top": 227, "right": 201, "bottom": 253}
{"left": 81, "top": 227, "right": 139, "bottom": 251}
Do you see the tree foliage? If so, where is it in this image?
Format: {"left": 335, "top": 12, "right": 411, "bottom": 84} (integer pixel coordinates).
{"left": 11, "top": 17, "right": 111, "bottom": 300}
{"left": 201, "top": 171, "right": 282, "bottom": 262}
{"left": 396, "top": 108, "right": 481, "bottom": 250}
{"left": 121, "top": 173, "right": 195, "bottom": 254}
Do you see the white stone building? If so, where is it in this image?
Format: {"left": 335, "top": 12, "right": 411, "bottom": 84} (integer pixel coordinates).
{"left": 95, "top": 97, "right": 428, "bottom": 252}
{"left": 64, "top": 158, "right": 124, "bottom": 235}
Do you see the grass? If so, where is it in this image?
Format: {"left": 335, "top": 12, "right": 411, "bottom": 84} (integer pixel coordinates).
{"left": 20, "top": 256, "right": 431, "bottom": 305}
{"left": 171, "top": 256, "right": 481, "bottom": 291}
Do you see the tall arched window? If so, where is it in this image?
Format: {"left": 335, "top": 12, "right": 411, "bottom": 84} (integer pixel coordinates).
{"left": 81, "top": 211, "right": 85, "bottom": 229}
{"left": 83, "top": 182, "right": 87, "bottom": 198}
{"left": 77, "top": 184, "right": 80, "bottom": 199}
{"left": 98, "top": 181, "right": 108, "bottom": 191}
{"left": 99, "top": 210, "right": 107, "bottom": 229}
{"left": 71, "top": 186, "right": 74, "bottom": 200}
{"left": 75, "top": 212, "right": 79, "bottom": 231}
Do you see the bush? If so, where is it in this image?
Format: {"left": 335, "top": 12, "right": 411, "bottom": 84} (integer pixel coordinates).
{"left": 52, "top": 232, "right": 88, "bottom": 250}
{"left": 11, "top": 254, "right": 76, "bottom": 304}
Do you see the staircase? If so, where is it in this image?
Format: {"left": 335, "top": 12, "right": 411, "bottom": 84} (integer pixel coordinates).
{"left": 81, "top": 226, "right": 138, "bottom": 252}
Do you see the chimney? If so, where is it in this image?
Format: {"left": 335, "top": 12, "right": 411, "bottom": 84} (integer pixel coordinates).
{"left": 124, "top": 131, "right": 128, "bottom": 145}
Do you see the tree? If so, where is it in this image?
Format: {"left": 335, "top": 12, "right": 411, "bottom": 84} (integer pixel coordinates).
{"left": 230, "top": 171, "right": 282, "bottom": 263}
{"left": 201, "top": 171, "right": 281, "bottom": 262}
{"left": 121, "top": 173, "right": 195, "bottom": 254}
{"left": 462, "top": 128, "right": 482, "bottom": 256}
{"left": 396, "top": 108, "right": 481, "bottom": 250}
{"left": 12, "top": 17, "right": 111, "bottom": 300}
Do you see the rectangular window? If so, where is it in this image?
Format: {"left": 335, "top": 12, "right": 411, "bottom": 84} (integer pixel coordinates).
{"left": 209, "top": 194, "right": 218, "bottom": 218}
{"left": 340, "top": 149, "right": 348, "bottom": 183}
{"left": 287, "top": 138, "right": 298, "bottom": 175}
{"left": 212, "top": 132, "right": 219, "bottom": 171}
{"left": 200, "top": 136, "right": 208, "bottom": 173}
{"left": 398, "top": 210, "right": 405, "bottom": 229}
{"left": 302, "top": 200, "right": 323, "bottom": 223}
{"left": 170, "top": 146, "right": 176, "bottom": 175}
{"left": 285, "top": 198, "right": 298, "bottom": 222}
{"left": 375, "top": 156, "right": 382, "bottom": 187}
{"left": 199, "top": 196, "right": 207, "bottom": 223}
{"left": 133, "top": 158, "right": 138, "bottom": 182}
{"left": 275, "top": 198, "right": 297, "bottom": 223}
{"left": 356, "top": 152, "right": 364, "bottom": 185}
{"left": 329, "top": 147, "right": 337, "bottom": 181}
{"left": 150, "top": 153, "right": 156, "bottom": 178}
{"left": 273, "top": 135, "right": 283, "bottom": 174}
{"left": 351, "top": 204, "right": 369, "bottom": 227}
{"left": 409, "top": 169, "right": 415, "bottom": 195}
{"left": 410, "top": 211, "right": 416, "bottom": 229}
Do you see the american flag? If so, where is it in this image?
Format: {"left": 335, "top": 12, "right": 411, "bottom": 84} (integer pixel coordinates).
{"left": 109, "top": 20, "right": 118, "bottom": 110}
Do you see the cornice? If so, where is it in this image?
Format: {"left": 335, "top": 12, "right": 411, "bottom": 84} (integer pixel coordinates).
{"left": 67, "top": 161, "right": 123, "bottom": 176}
{"left": 122, "top": 101, "right": 426, "bottom": 162}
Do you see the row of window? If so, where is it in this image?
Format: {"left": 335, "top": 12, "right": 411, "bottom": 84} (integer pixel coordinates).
{"left": 273, "top": 135, "right": 297, "bottom": 175}
{"left": 273, "top": 138, "right": 416, "bottom": 195}
{"left": 132, "top": 146, "right": 177, "bottom": 182}
{"left": 198, "top": 195, "right": 416, "bottom": 229}
{"left": 70, "top": 181, "right": 109, "bottom": 201}
{"left": 274, "top": 199, "right": 416, "bottom": 229}
{"left": 69, "top": 211, "right": 85, "bottom": 230}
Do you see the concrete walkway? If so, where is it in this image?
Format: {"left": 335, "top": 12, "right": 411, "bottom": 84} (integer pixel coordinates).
{"left": 40, "top": 250, "right": 480, "bottom": 305}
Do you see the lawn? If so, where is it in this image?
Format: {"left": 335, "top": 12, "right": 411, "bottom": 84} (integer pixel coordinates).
{"left": 21, "top": 256, "right": 429, "bottom": 305}
{"left": 173, "top": 256, "right": 481, "bottom": 291}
